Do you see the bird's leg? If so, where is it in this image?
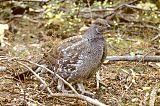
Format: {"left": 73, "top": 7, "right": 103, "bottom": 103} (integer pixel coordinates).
{"left": 57, "top": 79, "right": 72, "bottom": 93}
{"left": 77, "top": 82, "right": 94, "bottom": 96}
{"left": 35, "top": 64, "right": 47, "bottom": 74}
{"left": 57, "top": 79, "right": 64, "bottom": 91}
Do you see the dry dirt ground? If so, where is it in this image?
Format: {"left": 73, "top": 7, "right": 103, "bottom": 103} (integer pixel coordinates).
{"left": 0, "top": 6, "right": 160, "bottom": 106}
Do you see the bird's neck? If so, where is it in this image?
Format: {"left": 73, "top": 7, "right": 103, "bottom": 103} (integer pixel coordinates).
{"left": 83, "top": 32, "right": 103, "bottom": 39}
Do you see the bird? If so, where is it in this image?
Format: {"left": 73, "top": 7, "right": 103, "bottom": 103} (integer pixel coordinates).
{"left": 14, "top": 18, "right": 110, "bottom": 95}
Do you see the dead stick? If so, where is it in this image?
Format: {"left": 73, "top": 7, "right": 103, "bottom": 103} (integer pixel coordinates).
{"left": 17, "top": 61, "right": 53, "bottom": 95}
{"left": 106, "top": 56, "right": 160, "bottom": 62}
{"left": 49, "top": 93, "right": 108, "bottom": 106}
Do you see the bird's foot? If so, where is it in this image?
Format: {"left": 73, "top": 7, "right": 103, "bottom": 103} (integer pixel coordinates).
{"left": 61, "top": 89, "right": 73, "bottom": 93}
{"left": 57, "top": 79, "right": 73, "bottom": 94}
{"left": 81, "top": 90, "right": 94, "bottom": 96}
{"left": 77, "top": 83, "right": 94, "bottom": 96}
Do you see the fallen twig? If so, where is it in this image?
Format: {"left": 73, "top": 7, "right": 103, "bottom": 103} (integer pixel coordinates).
{"left": 104, "top": 0, "right": 139, "bottom": 19}
{"left": 125, "top": 4, "right": 160, "bottom": 14}
{"left": 19, "top": 97, "right": 43, "bottom": 106}
{"left": 16, "top": 61, "right": 53, "bottom": 95}
{"left": 149, "top": 84, "right": 159, "bottom": 106}
{"left": 151, "top": 33, "right": 160, "bottom": 41}
{"left": 106, "top": 56, "right": 160, "bottom": 62}
{"left": 49, "top": 93, "right": 108, "bottom": 106}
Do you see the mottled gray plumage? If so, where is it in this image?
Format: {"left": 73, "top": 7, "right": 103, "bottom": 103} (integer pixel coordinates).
{"left": 45, "top": 21, "right": 108, "bottom": 94}
{"left": 52, "top": 24, "right": 106, "bottom": 82}
{"left": 15, "top": 19, "right": 109, "bottom": 94}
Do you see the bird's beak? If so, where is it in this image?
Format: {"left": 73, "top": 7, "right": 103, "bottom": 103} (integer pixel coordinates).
{"left": 105, "top": 23, "right": 111, "bottom": 28}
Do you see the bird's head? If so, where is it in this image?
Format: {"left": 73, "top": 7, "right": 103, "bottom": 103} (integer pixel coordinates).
{"left": 83, "top": 18, "right": 110, "bottom": 39}
{"left": 92, "top": 18, "right": 110, "bottom": 34}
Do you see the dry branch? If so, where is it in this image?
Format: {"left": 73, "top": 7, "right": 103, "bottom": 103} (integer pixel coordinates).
{"left": 17, "top": 61, "right": 53, "bottom": 95}
{"left": 125, "top": 4, "right": 160, "bottom": 14}
{"left": 104, "top": 0, "right": 139, "bottom": 19}
{"left": 49, "top": 93, "right": 108, "bottom": 106}
{"left": 149, "top": 84, "right": 159, "bottom": 106}
{"left": 106, "top": 56, "right": 160, "bottom": 62}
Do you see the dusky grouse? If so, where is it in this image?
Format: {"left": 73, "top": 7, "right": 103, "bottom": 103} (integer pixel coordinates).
{"left": 15, "top": 19, "right": 110, "bottom": 94}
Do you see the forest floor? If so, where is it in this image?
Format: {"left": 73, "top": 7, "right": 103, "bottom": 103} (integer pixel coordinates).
{"left": 0, "top": 2, "right": 160, "bottom": 106}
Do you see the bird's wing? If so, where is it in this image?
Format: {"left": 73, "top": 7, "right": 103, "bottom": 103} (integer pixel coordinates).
{"left": 58, "top": 35, "right": 82, "bottom": 50}
{"left": 54, "top": 36, "right": 87, "bottom": 79}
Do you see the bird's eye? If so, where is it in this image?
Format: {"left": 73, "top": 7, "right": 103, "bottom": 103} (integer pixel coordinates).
{"left": 95, "top": 28, "right": 101, "bottom": 34}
